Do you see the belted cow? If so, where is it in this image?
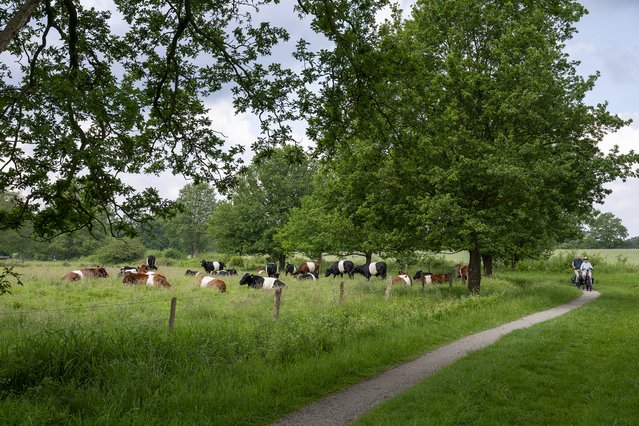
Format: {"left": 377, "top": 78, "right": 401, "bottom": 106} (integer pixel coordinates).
{"left": 196, "top": 275, "right": 226, "bottom": 292}
{"left": 325, "top": 260, "right": 355, "bottom": 279}
{"left": 297, "top": 272, "right": 317, "bottom": 281}
{"left": 266, "top": 263, "right": 278, "bottom": 278}
{"left": 389, "top": 273, "right": 412, "bottom": 286}
{"left": 63, "top": 267, "right": 109, "bottom": 281}
{"left": 122, "top": 271, "right": 171, "bottom": 288}
{"left": 293, "top": 261, "right": 320, "bottom": 277}
{"left": 239, "top": 273, "right": 286, "bottom": 289}
{"left": 353, "top": 262, "right": 387, "bottom": 280}
{"left": 201, "top": 260, "right": 225, "bottom": 274}
{"left": 285, "top": 263, "right": 297, "bottom": 276}
{"left": 146, "top": 255, "right": 157, "bottom": 270}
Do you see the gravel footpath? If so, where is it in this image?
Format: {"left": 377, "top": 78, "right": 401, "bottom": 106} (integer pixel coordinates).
{"left": 272, "top": 290, "right": 600, "bottom": 426}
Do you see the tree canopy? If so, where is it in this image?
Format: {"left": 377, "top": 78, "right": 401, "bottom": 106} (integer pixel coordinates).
{"left": 299, "top": 0, "right": 639, "bottom": 293}
{"left": 2, "top": 0, "right": 384, "bottom": 239}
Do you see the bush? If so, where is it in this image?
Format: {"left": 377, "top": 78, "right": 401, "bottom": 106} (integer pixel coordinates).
{"left": 161, "top": 248, "right": 183, "bottom": 259}
{"left": 92, "top": 238, "right": 146, "bottom": 265}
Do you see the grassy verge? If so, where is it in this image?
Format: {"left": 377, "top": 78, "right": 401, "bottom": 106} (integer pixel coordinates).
{"left": 1, "top": 265, "right": 581, "bottom": 424}
{"left": 355, "top": 271, "right": 639, "bottom": 425}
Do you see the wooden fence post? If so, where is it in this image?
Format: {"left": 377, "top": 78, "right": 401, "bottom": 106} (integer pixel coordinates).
{"left": 273, "top": 288, "right": 282, "bottom": 321}
{"left": 384, "top": 280, "right": 393, "bottom": 300}
{"left": 338, "top": 281, "right": 344, "bottom": 305}
{"left": 168, "top": 297, "right": 177, "bottom": 332}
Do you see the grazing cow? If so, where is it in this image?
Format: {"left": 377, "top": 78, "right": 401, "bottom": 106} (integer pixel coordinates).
{"left": 389, "top": 273, "right": 412, "bottom": 286}
{"left": 239, "top": 273, "right": 286, "bottom": 289}
{"left": 285, "top": 263, "right": 297, "bottom": 276}
{"left": 146, "top": 255, "right": 157, "bottom": 270}
{"left": 122, "top": 271, "right": 171, "bottom": 288}
{"left": 185, "top": 269, "right": 200, "bottom": 276}
{"left": 63, "top": 267, "right": 109, "bottom": 281}
{"left": 325, "top": 260, "right": 355, "bottom": 279}
{"left": 201, "top": 260, "right": 225, "bottom": 274}
{"left": 266, "top": 263, "right": 278, "bottom": 278}
{"left": 294, "top": 261, "right": 320, "bottom": 277}
{"left": 353, "top": 262, "right": 387, "bottom": 280}
{"left": 413, "top": 271, "right": 452, "bottom": 289}
{"left": 297, "top": 272, "right": 317, "bottom": 281}
{"left": 196, "top": 275, "right": 226, "bottom": 292}
{"left": 456, "top": 264, "right": 469, "bottom": 285}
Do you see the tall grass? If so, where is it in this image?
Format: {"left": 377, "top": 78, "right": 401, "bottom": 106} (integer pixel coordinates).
{"left": 0, "top": 263, "right": 584, "bottom": 424}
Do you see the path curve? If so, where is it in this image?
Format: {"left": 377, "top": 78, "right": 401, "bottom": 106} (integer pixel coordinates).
{"left": 272, "top": 290, "right": 600, "bottom": 426}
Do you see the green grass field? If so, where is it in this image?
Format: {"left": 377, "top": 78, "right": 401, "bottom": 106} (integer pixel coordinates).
{"left": 0, "top": 260, "right": 637, "bottom": 424}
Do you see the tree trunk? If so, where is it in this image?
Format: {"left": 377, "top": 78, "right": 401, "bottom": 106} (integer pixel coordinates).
{"left": 482, "top": 253, "right": 493, "bottom": 277}
{"left": 278, "top": 253, "right": 286, "bottom": 271}
{"left": 365, "top": 251, "right": 372, "bottom": 264}
{"left": 0, "top": 0, "right": 42, "bottom": 52}
{"left": 468, "top": 246, "right": 481, "bottom": 295}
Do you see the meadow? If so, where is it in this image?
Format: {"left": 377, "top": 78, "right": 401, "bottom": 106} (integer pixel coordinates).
{"left": 0, "top": 256, "right": 637, "bottom": 424}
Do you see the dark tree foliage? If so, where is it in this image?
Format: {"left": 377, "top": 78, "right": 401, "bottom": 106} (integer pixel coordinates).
{"left": 1, "top": 0, "right": 350, "bottom": 239}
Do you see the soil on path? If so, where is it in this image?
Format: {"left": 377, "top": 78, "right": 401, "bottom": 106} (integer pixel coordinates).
{"left": 272, "top": 290, "right": 600, "bottom": 426}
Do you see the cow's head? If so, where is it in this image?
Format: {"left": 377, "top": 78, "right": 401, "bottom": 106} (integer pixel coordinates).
{"left": 96, "top": 267, "right": 109, "bottom": 277}
{"left": 239, "top": 273, "right": 252, "bottom": 286}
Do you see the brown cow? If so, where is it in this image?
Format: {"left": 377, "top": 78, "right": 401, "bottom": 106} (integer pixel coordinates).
{"left": 122, "top": 271, "right": 171, "bottom": 288}
{"left": 62, "top": 267, "right": 109, "bottom": 281}
{"left": 293, "top": 261, "right": 320, "bottom": 277}
{"left": 413, "top": 271, "right": 452, "bottom": 290}
{"left": 456, "top": 265, "right": 469, "bottom": 285}
{"left": 389, "top": 273, "right": 412, "bottom": 286}
{"left": 196, "top": 275, "right": 226, "bottom": 292}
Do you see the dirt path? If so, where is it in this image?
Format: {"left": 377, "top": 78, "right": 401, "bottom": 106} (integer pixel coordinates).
{"left": 272, "top": 290, "right": 600, "bottom": 426}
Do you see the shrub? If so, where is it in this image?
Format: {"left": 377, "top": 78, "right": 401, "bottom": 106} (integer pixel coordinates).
{"left": 161, "top": 248, "right": 183, "bottom": 259}
{"left": 92, "top": 238, "right": 146, "bottom": 264}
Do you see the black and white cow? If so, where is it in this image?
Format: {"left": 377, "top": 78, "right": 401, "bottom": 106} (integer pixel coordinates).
{"left": 285, "top": 263, "right": 297, "bottom": 276}
{"left": 297, "top": 272, "right": 318, "bottom": 281}
{"left": 239, "top": 273, "right": 286, "bottom": 289}
{"left": 353, "top": 262, "right": 387, "bottom": 280}
{"left": 201, "top": 260, "right": 225, "bottom": 274}
{"left": 146, "top": 255, "right": 157, "bottom": 270}
{"left": 324, "top": 260, "right": 355, "bottom": 279}
{"left": 118, "top": 265, "right": 140, "bottom": 277}
{"left": 266, "top": 263, "right": 278, "bottom": 278}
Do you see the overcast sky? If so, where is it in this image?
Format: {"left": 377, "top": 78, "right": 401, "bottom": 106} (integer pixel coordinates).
{"left": 133, "top": 0, "right": 639, "bottom": 237}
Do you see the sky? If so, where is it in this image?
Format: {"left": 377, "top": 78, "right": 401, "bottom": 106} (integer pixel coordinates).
{"left": 92, "top": 1, "right": 639, "bottom": 237}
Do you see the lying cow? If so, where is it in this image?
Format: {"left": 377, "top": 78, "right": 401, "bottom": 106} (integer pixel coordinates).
{"left": 63, "top": 267, "right": 109, "bottom": 281}
{"left": 122, "top": 271, "right": 171, "bottom": 288}
{"left": 413, "top": 271, "right": 453, "bottom": 289}
{"left": 325, "top": 260, "right": 355, "bottom": 279}
{"left": 185, "top": 269, "right": 200, "bottom": 276}
{"left": 353, "top": 262, "right": 387, "bottom": 280}
{"left": 297, "top": 272, "right": 317, "bottom": 281}
{"left": 201, "top": 260, "right": 225, "bottom": 274}
{"left": 293, "top": 261, "right": 320, "bottom": 277}
{"left": 239, "top": 273, "right": 286, "bottom": 289}
{"left": 118, "top": 265, "right": 139, "bottom": 277}
{"left": 196, "top": 275, "right": 226, "bottom": 292}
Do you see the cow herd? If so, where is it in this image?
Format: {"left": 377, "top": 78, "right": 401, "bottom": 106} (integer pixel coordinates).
{"left": 61, "top": 257, "right": 470, "bottom": 293}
